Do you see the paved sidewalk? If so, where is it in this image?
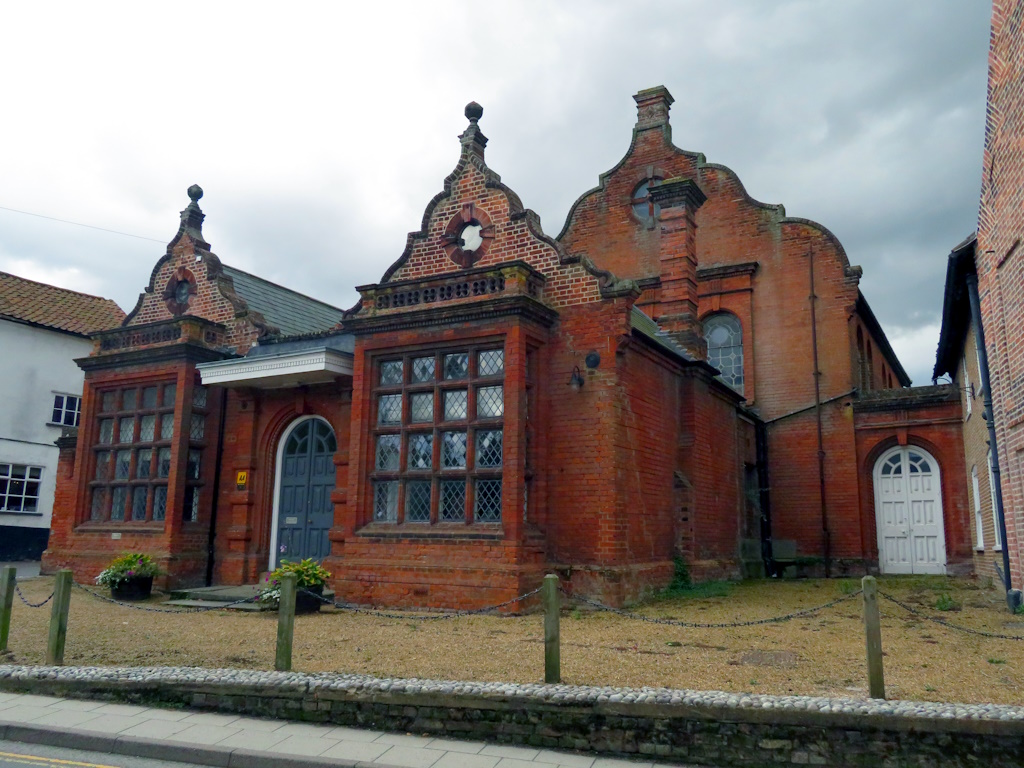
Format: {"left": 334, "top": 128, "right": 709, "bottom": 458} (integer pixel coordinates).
{"left": 0, "top": 690, "right": 693, "bottom": 768}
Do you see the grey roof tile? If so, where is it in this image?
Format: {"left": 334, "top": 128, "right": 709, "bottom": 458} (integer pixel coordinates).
{"left": 222, "top": 265, "right": 344, "bottom": 337}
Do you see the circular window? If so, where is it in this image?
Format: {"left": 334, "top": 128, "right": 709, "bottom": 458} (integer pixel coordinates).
{"left": 174, "top": 281, "right": 191, "bottom": 305}
{"left": 458, "top": 223, "right": 483, "bottom": 252}
{"left": 631, "top": 180, "right": 662, "bottom": 223}
{"left": 441, "top": 204, "right": 494, "bottom": 268}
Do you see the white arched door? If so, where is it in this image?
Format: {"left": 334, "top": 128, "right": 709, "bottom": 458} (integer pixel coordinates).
{"left": 874, "top": 446, "right": 947, "bottom": 574}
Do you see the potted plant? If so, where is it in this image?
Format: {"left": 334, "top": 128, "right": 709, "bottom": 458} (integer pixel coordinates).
{"left": 259, "top": 558, "right": 331, "bottom": 613}
{"left": 95, "top": 553, "right": 162, "bottom": 601}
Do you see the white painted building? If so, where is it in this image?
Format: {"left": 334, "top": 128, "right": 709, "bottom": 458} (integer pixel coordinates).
{"left": 0, "top": 272, "right": 124, "bottom": 559}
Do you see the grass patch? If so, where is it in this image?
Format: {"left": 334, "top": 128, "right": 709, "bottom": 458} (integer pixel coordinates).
{"left": 652, "top": 556, "right": 734, "bottom": 602}
{"left": 889, "top": 575, "right": 964, "bottom": 593}
{"left": 837, "top": 579, "right": 859, "bottom": 595}
{"left": 934, "top": 593, "right": 961, "bottom": 611}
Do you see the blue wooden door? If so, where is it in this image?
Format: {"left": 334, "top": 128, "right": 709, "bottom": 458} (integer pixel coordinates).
{"left": 276, "top": 419, "right": 337, "bottom": 568}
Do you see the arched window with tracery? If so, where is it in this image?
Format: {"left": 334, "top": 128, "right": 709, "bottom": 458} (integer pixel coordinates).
{"left": 703, "top": 313, "right": 744, "bottom": 393}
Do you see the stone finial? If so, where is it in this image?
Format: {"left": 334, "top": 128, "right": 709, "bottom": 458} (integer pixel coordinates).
{"left": 459, "top": 101, "right": 488, "bottom": 157}
{"left": 177, "top": 184, "right": 209, "bottom": 249}
{"left": 634, "top": 85, "right": 674, "bottom": 130}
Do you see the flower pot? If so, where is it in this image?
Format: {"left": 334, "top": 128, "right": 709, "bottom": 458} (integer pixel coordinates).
{"left": 110, "top": 576, "right": 154, "bottom": 601}
{"left": 294, "top": 584, "right": 324, "bottom": 614}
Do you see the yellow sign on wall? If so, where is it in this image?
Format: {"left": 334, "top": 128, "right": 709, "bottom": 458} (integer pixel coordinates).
{"left": 235, "top": 471, "right": 248, "bottom": 490}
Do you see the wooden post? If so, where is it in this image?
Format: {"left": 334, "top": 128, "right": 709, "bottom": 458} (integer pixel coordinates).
{"left": 862, "top": 575, "right": 885, "bottom": 699}
{"left": 275, "top": 572, "right": 297, "bottom": 672}
{"left": 46, "top": 569, "right": 73, "bottom": 666}
{"left": 0, "top": 566, "right": 15, "bottom": 653}
{"left": 543, "top": 574, "right": 560, "bottom": 684}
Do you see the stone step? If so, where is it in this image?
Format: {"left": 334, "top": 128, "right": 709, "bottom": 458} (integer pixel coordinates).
{"left": 166, "top": 584, "right": 336, "bottom": 612}
{"left": 161, "top": 598, "right": 271, "bottom": 612}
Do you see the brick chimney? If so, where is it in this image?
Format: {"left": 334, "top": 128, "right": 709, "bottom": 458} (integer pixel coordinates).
{"left": 647, "top": 177, "right": 708, "bottom": 357}
{"left": 634, "top": 86, "right": 674, "bottom": 131}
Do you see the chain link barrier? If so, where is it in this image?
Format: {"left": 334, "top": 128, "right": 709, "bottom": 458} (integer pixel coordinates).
{"left": 878, "top": 590, "right": 1024, "bottom": 641}
{"left": 299, "top": 586, "right": 544, "bottom": 621}
{"left": 71, "top": 582, "right": 263, "bottom": 614}
{"left": 563, "top": 588, "right": 864, "bottom": 629}
{"left": 14, "top": 583, "right": 54, "bottom": 608}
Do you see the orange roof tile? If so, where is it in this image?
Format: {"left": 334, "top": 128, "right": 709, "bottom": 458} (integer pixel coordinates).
{"left": 0, "top": 271, "right": 125, "bottom": 336}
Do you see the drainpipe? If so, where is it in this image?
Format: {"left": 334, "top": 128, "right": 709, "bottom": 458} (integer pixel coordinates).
{"left": 809, "top": 249, "right": 831, "bottom": 577}
{"left": 205, "top": 389, "right": 229, "bottom": 586}
{"left": 756, "top": 419, "right": 775, "bottom": 576}
{"left": 965, "top": 273, "right": 1020, "bottom": 611}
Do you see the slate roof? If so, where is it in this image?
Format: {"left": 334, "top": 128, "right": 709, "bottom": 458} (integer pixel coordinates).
{"left": 222, "top": 265, "right": 345, "bottom": 337}
{"left": 246, "top": 333, "right": 355, "bottom": 358}
{"left": 933, "top": 233, "right": 978, "bottom": 381}
{"left": 629, "top": 307, "right": 696, "bottom": 362}
{"left": 0, "top": 271, "right": 125, "bottom": 336}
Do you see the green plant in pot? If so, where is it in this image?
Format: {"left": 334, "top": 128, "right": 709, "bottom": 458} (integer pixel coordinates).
{"left": 95, "top": 553, "right": 162, "bottom": 601}
{"left": 259, "top": 558, "right": 330, "bottom": 613}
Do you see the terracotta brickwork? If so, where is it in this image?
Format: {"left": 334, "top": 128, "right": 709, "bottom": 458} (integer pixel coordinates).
{"left": 853, "top": 388, "right": 971, "bottom": 574}
{"left": 977, "top": 0, "right": 1024, "bottom": 588}
{"left": 557, "top": 87, "right": 920, "bottom": 572}
{"left": 46, "top": 89, "right": 978, "bottom": 607}
{"left": 43, "top": 357, "right": 226, "bottom": 588}
{"left": 212, "top": 383, "right": 350, "bottom": 586}
{"left": 124, "top": 212, "right": 264, "bottom": 354}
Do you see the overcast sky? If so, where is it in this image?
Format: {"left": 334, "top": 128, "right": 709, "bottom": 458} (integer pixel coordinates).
{"left": 0, "top": 2, "right": 990, "bottom": 386}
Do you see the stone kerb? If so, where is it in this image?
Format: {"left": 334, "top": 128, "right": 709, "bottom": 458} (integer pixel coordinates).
{"left": 2, "top": 665, "right": 1024, "bottom": 766}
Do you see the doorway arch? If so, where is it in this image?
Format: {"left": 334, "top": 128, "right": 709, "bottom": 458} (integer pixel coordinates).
{"left": 268, "top": 416, "right": 337, "bottom": 571}
{"left": 873, "top": 445, "right": 947, "bottom": 574}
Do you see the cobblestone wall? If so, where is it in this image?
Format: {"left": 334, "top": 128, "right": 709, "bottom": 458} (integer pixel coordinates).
{"left": 2, "top": 666, "right": 1023, "bottom": 767}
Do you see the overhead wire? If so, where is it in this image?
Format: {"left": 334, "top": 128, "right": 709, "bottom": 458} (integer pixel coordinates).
{"left": 0, "top": 204, "right": 165, "bottom": 243}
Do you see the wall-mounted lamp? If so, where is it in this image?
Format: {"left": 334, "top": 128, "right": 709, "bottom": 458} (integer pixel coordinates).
{"left": 570, "top": 365, "right": 584, "bottom": 391}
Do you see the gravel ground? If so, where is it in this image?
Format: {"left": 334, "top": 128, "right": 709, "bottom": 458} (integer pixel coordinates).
{"left": 3, "top": 574, "right": 1023, "bottom": 706}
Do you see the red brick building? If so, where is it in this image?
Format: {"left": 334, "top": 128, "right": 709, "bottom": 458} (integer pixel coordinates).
{"left": 44, "top": 89, "right": 972, "bottom": 608}
{"left": 971, "top": 0, "right": 1024, "bottom": 594}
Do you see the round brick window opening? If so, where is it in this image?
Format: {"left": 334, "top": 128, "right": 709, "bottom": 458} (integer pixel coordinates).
{"left": 442, "top": 203, "right": 494, "bottom": 269}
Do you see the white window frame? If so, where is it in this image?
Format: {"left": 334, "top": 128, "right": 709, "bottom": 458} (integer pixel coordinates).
{"left": 963, "top": 356, "right": 972, "bottom": 418}
{"left": 0, "top": 463, "right": 44, "bottom": 514}
{"left": 975, "top": 344, "right": 984, "bottom": 398}
{"left": 971, "top": 465, "right": 984, "bottom": 550}
{"left": 50, "top": 392, "right": 81, "bottom": 427}
{"left": 989, "top": 450, "right": 1002, "bottom": 550}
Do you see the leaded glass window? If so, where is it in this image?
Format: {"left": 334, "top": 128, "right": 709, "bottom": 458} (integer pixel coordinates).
{"left": 89, "top": 382, "right": 176, "bottom": 525}
{"left": 410, "top": 392, "right": 433, "bottom": 423}
{"left": 477, "top": 386, "right": 503, "bottom": 418}
{"left": 408, "top": 433, "right": 433, "bottom": 470}
{"left": 405, "top": 480, "right": 431, "bottom": 522}
{"left": 411, "top": 357, "right": 435, "bottom": 383}
{"left": 444, "top": 390, "right": 468, "bottom": 421}
{"left": 369, "top": 346, "right": 505, "bottom": 525}
{"left": 376, "top": 435, "right": 400, "bottom": 471}
{"left": 442, "top": 431, "right": 467, "bottom": 468}
{"left": 703, "top": 313, "right": 744, "bottom": 394}
{"left": 378, "top": 394, "right": 402, "bottom": 425}
{"left": 474, "top": 479, "right": 502, "bottom": 522}
{"left": 374, "top": 480, "right": 398, "bottom": 522}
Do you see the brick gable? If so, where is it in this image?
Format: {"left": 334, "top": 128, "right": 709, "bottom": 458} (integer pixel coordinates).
{"left": 370, "top": 105, "right": 621, "bottom": 314}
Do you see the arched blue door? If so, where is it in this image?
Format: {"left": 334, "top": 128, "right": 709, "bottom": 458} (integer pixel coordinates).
{"left": 276, "top": 418, "right": 336, "bottom": 568}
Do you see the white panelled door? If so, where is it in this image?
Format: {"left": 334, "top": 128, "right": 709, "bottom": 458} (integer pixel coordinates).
{"left": 874, "top": 446, "right": 947, "bottom": 575}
